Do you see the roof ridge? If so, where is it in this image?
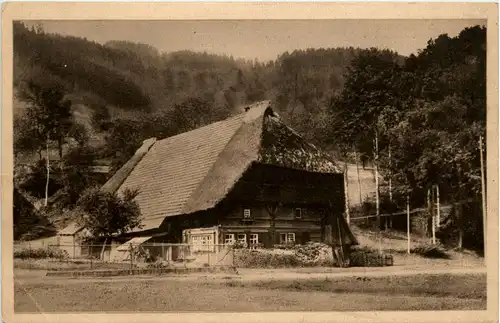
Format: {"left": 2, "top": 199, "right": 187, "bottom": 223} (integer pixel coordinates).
{"left": 181, "top": 101, "right": 272, "bottom": 214}
{"left": 101, "top": 137, "right": 157, "bottom": 194}
{"left": 155, "top": 100, "right": 273, "bottom": 145}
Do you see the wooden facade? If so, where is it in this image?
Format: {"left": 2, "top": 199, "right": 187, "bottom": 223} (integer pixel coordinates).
{"left": 153, "top": 162, "right": 355, "bottom": 248}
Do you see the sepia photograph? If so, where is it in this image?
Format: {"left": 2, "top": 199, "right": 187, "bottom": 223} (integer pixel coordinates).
{"left": 2, "top": 2, "right": 498, "bottom": 322}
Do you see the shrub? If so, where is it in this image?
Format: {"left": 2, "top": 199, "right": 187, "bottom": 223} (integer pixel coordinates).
{"left": 273, "top": 243, "right": 296, "bottom": 250}
{"left": 411, "top": 244, "right": 450, "bottom": 259}
{"left": 14, "top": 247, "right": 69, "bottom": 260}
{"left": 146, "top": 261, "right": 170, "bottom": 269}
{"left": 350, "top": 246, "right": 393, "bottom": 267}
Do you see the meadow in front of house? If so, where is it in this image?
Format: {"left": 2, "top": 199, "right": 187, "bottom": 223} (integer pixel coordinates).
{"left": 14, "top": 268, "right": 486, "bottom": 312}
{"left": 13, "top": 225, "right": 486, "bottom": 312}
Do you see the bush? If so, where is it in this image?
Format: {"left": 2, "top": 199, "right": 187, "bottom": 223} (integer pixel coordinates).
{"left": 350, "top": 246, "right": 393, "bottom": 267}
{"left": 146, "top": 261, "right": 170, "bottom": 269}
{"left": 14, "top": 247, "right": 69, "bottom": 260}
{"left": 411, "top": 244, "right": 450, "bottom": 259}
{"left": 273, "top": 243, "right": 296, "bottom": 250}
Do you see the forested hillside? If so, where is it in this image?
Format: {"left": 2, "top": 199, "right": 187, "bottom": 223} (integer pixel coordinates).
{"left": 13, "top": 21, "right": 487, "bottom": 251}
{"left": 13, "top": 22, "right": 366, "bottom": 153}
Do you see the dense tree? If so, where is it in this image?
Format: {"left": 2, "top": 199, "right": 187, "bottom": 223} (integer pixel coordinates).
{"left": 76, "top": 187, "right": 142, "bottom": 255}
{"left": 102, "top": 118, "right": 144, "bottom": 172}
{"left": 90, "top": 104, "right": 112, "bottom": 132}
{"left": 386, "top": 25, "right": 486, "bottom": 205}
{"left": 16, "top": 76, "right": 73, "bottom": 161}
{"left": 59, "top": 145, "right": 99, "bottom": 206}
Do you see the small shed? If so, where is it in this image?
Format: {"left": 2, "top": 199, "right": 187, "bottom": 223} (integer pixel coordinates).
{"left": 56, "top": 222, "right": 88, "bottom": 258}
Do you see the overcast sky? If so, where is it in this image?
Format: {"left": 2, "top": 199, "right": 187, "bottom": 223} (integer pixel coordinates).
{"left": 32, "top": 19, "right": 485, "bottom": 61}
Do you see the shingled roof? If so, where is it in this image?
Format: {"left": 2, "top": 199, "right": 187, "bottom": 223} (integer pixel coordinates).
{"left": 62, "top": 100, "right": 342, "bottom": 233}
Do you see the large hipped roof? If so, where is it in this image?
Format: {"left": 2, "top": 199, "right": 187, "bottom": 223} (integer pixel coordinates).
{"left": 61, "top": 101, "right": 342, "bottom": 233}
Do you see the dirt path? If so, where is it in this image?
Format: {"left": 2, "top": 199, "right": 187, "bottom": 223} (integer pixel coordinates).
{"left": 14, "top": 267, "right": 487, "bottom": 312}
{"left": 14, "top": 264, "right": 486, "bottom": 285}
{"left": 235, "top": 266, "right": 486, "bottom": 282}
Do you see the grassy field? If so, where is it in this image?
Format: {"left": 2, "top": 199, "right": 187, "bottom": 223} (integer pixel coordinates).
{"left": 15, "top": 271, "right": 486, "bottom": 312}
{"left": 14, "top": 258, "right": 134, "bottom": 271}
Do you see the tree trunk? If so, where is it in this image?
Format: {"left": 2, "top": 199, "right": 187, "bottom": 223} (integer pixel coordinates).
{"left": 320, "top": 213, "right": 326, "bottom": 242}
{"left": 343, "top": 161, "right": 350, "bottom": 224}
{"left": 44, "top": 136, "right": 50, "bottom": 207}
{"left": 100, "top": 238, "right": 108, "bottom": 261}
{"left": 456, "top": 204, "right": 463, "bottom": 251}
{"left": 267, "top": 205, "right": 278, "bottom": 247}
{"left": 57, "top": 137, "right": 63, "bottom": 170}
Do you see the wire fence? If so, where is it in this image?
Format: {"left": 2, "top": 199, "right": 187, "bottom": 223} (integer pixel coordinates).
{"left": 14, "top": 242, "right": 236, "bottom": 271}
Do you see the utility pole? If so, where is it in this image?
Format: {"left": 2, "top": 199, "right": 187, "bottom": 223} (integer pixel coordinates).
{"left": 374, "top": 131, "right": 381, "bottom": 251}
{"left": 388, "top": 143, "right": 393, "bottom": 229}
{"left": 431, "top": 185, "right": 436, "bottom": 245}
{"left": 427, "top": 188, "right": 431, "bottom": 242}
{"left": 388, "top": 143, "right": 393, "bottom": 202}
{"left": 436, "top": 185, "right": 441, "bottom": 228}
{"left": 406, "top": 194, "right": 411, "bottom": 254}
{"left": 479, "top": 135, "right": 487, "bottom": 262}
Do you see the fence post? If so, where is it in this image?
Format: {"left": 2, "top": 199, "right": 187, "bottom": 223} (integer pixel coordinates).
{"left": 28, "top": 242, "right": 32, "bottom": 270}
{"left": 207, "top": 244, "right": 210, "bottom": 267}
{"left": 129, "top": 243, "right": 133, "bottom": 273}
{"left": 215, "top": 243, "right": 219, "bottom": 266}
{"left": 90, "top": 244, "right": 93, "bottom": 270}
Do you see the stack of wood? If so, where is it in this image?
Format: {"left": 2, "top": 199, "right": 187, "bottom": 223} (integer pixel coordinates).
{"left": 294, "top": 242, "right": 333, "bottom": 266}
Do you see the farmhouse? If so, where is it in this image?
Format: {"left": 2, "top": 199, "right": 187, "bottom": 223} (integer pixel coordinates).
{"left": 60, "top": 100, "right": 358, "bottom": 258}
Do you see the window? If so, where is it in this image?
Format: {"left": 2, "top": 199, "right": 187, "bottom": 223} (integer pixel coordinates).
{"left": 237, "top": 233, "right": 247, "bottom": 247}
{"left": 249, "top": 234, "right": 259, "bottom": 249}
{"left": 280, "top": 233, "right": 296, "bottom": 244}
{"left": 190, "top": 234, "right": 213, "bottom": 252}
{"left": 224, "top": 234, "right": 235, "bottom": 245}
{"left": 243, "top": 208, "right": 252, "bottom": 219}
{"left": 294, "top": 208, "right": 302, "bottom": 219}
